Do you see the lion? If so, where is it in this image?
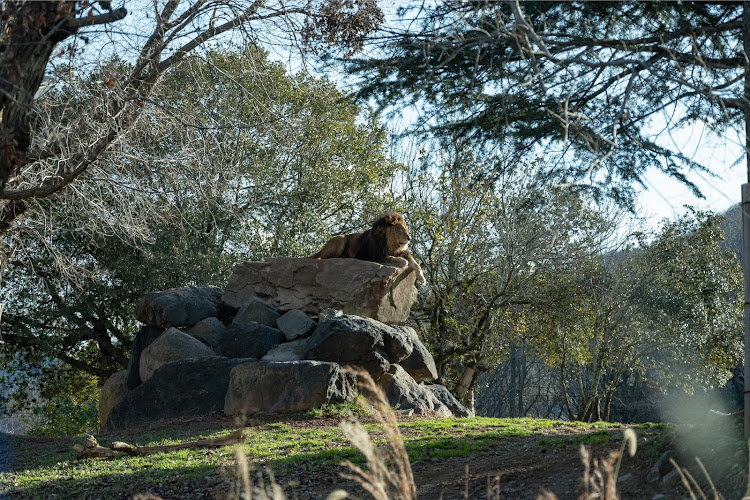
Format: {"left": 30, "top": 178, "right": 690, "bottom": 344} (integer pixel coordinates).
{"left": 308, "top": 211, "right": 426, "bottom": 284}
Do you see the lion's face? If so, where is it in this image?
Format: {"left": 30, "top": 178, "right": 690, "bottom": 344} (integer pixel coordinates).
{"left": 383, "top": 213, "right": 411, "bottom": 252}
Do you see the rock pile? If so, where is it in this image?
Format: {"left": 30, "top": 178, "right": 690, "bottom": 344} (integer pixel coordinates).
{"left": 100, "top": 258, "right": 471, "bottom": 431}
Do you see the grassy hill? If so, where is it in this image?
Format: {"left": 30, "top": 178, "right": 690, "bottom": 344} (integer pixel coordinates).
{"left": 3, "top": 406, "right": 732, "bottom": 500}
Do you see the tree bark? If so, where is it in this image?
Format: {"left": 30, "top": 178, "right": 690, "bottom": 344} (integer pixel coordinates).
{"left": 742, "top": 0, "right": 750, "bottom": 440}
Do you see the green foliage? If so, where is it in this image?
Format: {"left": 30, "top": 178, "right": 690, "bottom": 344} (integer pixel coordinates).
{"left": 522, "top": 209, "right": 742, "bottom": 421}
{"left": 1, "top": 44, "right": 399, "bottom": 415}
{"left": 25, "top": 365, "right": 99, "bottom": 437}
{"left": 346, "top": 2, "right": 744, "bottom": 206}
{"left": 403, "top": 143, "right": 620, "bottom": 394}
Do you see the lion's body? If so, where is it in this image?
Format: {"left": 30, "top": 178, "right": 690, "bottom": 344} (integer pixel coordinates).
{"left": 309, "top": 212, "right": 426, "bottom": 284}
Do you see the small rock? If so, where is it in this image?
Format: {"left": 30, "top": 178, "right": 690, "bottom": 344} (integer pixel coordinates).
{"left": 262, "top": 338, "right": 311, "bottom": 362}
{"left": 319, "top": 308, "right": 343, "bottom": 322}
{"left": 647, "top": 450, "right": 673, "bottom": 483}
{"left": 276, "top": 309, "right": 316, "bottom": 341}
{"left": 98, "top": 370, "right": 129, "bottom": 428}
{"left": 188, "top": 317, "right": 227, "bottom": 349}
{"left": 233, "top": 296, "right": 280, "bottom": 328}
{"left": 662, "top": 468, "right": 681, "bottom": 487}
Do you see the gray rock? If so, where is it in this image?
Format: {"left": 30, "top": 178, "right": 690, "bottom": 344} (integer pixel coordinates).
{"left": 319, "top": 308, "right": 343, "bottom": 322}
{"left": 217, "top": 322, "right": 285, "bottom": 359}
{"left": 187, "top": 316, "right": 227, "bottom": 349}
{"left": 303, "top": 315, "right": 395, "bottom": 379}
{"left": 277, "top": 309, "right": 317, "bottom": 341}
{"left": 224, "top": 360, "right": 357, "bottom": 415}
{"left": 661, "top": 468, "right": 681, "bottom": 488}
{"left": 378, "top": 364, "right": 452, "bottom": 418}
{"left": 394, "top": 326, "right": 438, "bottom": 382}
{"left": 647, "top": 450, "right": 674, "bottom": 483}
{"left": 126, "top": 325, "right": 164, "bottom": 390}
{"left": 135, "top": 286, "right": 223, "bottom": 328}
{"left": 106, "top": 357, "right": 255, "bottom": 431}
{"left": 262, "top": 338, "right": 312, "bottom": 362}
{"left": 98, "top": 370, "right": 129, "bottom": 428}
{"left": 425, "top": 384, "right": 473, "bottom": 417}
{"left": 233, "top": 296, "right": 280, "bottom": 328}
{"left": 139, "top": 327, "right": 218, "bottom": 382}
{"left": 223, "top": 257, "right": 417, "bottom": 324}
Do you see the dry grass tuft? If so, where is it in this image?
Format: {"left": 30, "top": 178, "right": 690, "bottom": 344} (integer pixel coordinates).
{"left": 337, "top": 367, "right": 417, "bottom": 500}
{"left": 538, "top": 429, "right": 637, "bottom": 500}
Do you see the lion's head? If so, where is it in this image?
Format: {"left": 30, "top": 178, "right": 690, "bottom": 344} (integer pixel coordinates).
{"left": 370, "top": 211, "right": 411, "bottom": 256}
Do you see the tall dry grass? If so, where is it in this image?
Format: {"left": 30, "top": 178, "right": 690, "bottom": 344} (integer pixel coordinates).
{"left": 537, "top": 428, "right": 637, "bottom": 500}
{"left": 336, "top": 367, "right": 417, "bottom": 500}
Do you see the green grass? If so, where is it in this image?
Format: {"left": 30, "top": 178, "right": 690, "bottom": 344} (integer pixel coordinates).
{"left": 0, "top": 416, "right": 664, "bottom": 499}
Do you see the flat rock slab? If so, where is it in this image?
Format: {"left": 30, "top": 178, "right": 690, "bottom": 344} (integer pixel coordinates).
{"left": 224, "top": 360, "right": 357, "bottom": 415}
{"left": 106, "top": 357, "right": 255, "bottom": 431}
{"left": 223, "top": 257, "right": 417, "bottom": 324}
{"left": 136, "top": 286, "right": 224, "bottom": 328}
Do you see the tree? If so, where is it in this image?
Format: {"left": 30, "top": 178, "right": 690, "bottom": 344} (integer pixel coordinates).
{"left": 0, "top": 45, "right": 398, "bottom": 430}
{"left": 402, "top": 141, "right": 621, "bottom": 405}
{"left": 524, "top": 211, "right": 742, "bottom": 422}
{"left": 345, "top": 2, "right": 748, "bottom": 205}
{"left": 0, "top": 0, "right": 384, "bottom": 336}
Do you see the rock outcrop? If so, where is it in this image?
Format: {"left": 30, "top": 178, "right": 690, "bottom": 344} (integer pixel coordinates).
{"left": 223, "top": 257, "right": 417, "bottom": 324}
{"left": 105, "top": 258, "right": 471, "bottom": 431}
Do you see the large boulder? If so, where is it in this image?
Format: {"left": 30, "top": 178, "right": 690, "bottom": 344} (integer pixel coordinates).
{"left": 223, "top": 257, "right": 417, "bottom": 324}
{"left": 106, "top": 357, "right": 255, "bottom": 431}
{"left": 303, "top": 315, "right": 412, "bottom": 379}
{"left": 136, "top": 286, "right": 224, "bottom": 328}
{"left": 139, "top": 328, "right": 218, "bottom": 382}
{"left": 378, "top": 364, "right": 453, "bottom": 418}
{"left": 224, "top": 360, "right": 357, "bottom": 415}
{"left": 98, "top": 370, "right": 129, "bottom": 428}
{"left": 126, "top": 325, "right": 164, "bottom": 390}
{"left": 217, "top": 322, "right": 285, "bottom": 359}
{"left": 393, "top": 326, "right": 438, "bottom": 382}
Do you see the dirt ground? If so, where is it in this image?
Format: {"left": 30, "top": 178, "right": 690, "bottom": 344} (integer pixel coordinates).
{"left": 272, "top": 429, "right": 673, "bottom": 500}
{"left": 222, "top": 413, "right": 745, "bottom": 500}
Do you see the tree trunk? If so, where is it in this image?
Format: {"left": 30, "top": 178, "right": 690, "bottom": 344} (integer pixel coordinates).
{"left": 509, "top": 345, "right": 518, "bottom": 416}
{"left": 0, "top": 2, "right": 79, "bottom": 192}
{"left": 742, "top": 0, "right": 750, "bottom": 440}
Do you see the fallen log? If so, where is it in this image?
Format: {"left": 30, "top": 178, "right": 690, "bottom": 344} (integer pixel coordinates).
{"left": 73, "top": 429, "right": 245, "bottom": 460}
{"left": 111, "top": 429, "right": 245, "bottom": 456}
{"left": 73, "top": 435, "right": 116, "bottom": 460}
